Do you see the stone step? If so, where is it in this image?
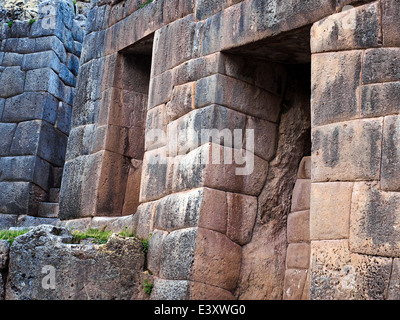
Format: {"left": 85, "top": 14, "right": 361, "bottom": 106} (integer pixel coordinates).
{"left": 49, "top": 188, "right": 60, "bottom": 203}
{"left": 38, "top": 202, "right": 59, "bottom": 218}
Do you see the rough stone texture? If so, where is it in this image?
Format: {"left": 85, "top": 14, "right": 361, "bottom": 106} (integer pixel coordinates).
{"left": 286, "top": 243, "right": 310, "bottom": 270}
{"left": 311, "top": 240, "right": 392, "bottom": 300}
{"left": 350, "top": 182, "right": 400, "bottom": 257}
{"left": 312, "top": 119, "right": 382, "bottom": 182}
{"left": 283, "top": 269, "right": 308, "bottom": 300}
{"left": 287, "top": 210, "right": 310, "bottom": 243}
{"left": 5, "top": 225, "right": 146, "bottom": 300}
{"left": 381, "top": 115, "right": 400, "bottom": 191}
{"left": 291, "top": 179, "right": 311, "bottom": 212}
{"left": 310, "top": 182, "right": 353, "bottom": 240}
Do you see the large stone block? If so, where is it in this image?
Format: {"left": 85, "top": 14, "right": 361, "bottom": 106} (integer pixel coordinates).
{"left": 145, "top": 104, "right": 167, "bottom": 152}
{"left": 381, "top": 115, "right": 400, "bottom": 191}
{"left": 135, "top": 201, "right": 158, "bottom": 240}
{"left": 159, "top": 227, "right": 197, "bottom": 280}
{"left": 192, "top": 228, "right": 241, "bottom": 291}
{"left": 9, "top": 120, "right": 41, "bottom": 156}
{"left": 283, "top": 269, "right": 308, "bottom": 300}
{"left": 172, "top": 143, "right": 268, "bottom": 196}
{"left": 388, "top": 258, "right": 400, "bottom": 300}
{"left": 152, "top": 15, "right": 197, "bottom": 77}
{"left": 147, "top": 229, "right": 168, "bottom": 276}
{"left": 311, "top": 51, "right": 362, "bottom": 126}
{"left": 0, "top": 156, "right": 51, "bottom": 191}
{"left": 0, "top": 182, "right": 41, "bottom": 215}
{"left": 34, "top": 36, "right": 67, "bottom": 63}
{"left": 21, "top": 51, "right": 61, "bottom": 73}
{"left": 55, "top": 102, "right": 72, "bottom": 135}
{"left": 297, "top": 156, "right": 311, "bottom": 179}
{"left": 90, "top": 215, "right": 137, "bottom": 234}
{"left": 361, "top": 82, "right": 400, "bottom": 118}
{"left": 311, "top": 119, "right": 382, "bottom": 182}
{"left": 25, "top": 68, "right": 65, "bottom": 101}
{"left": 0, "top": 66, "right": 25, "bottom": 98}
{"left": 36, "top": 121, "right": 68, "bottom": 167}
{"left": 167, "top": 104, "right": 247, "bottom": 157}
{"left": 17, "top": 38, "right": 36, "bottom": 54}
{"left": 286, "top": 243, "right": 310, "bottom": 269}
{"left": 121, "top": 159, "right": 142, "bottom": 216}
{"left": 226, "top": 192, "right": 257, "bottom": 245}
{"left": 0, "top": 213, "right": 18, "bottom": 229}
{"left": 1, "top": 52, "right": 23, "bottom": 67}
{"left": 350, "top": 182, "right": 400, "bottom": 257}
{"left": 311, "top": 2, "right": 381, "bottom": 53}
{"left": 166, "top": 81, "right": 195, "bottom": 122}
{"left": 362, "top": 48, "right": 400, "bottom": 84}
{"left": 2, "top": 92, "right": 58, "bottom": 124}
{"left": 154, "top": 187, "right": 227, "bottom": 233}
{"left": 311, "top": 239, "right": 392, "bottom": 300}
{"left": 0, "top": 123, "right": 17, "bottom": 156}
{"left": 195, "top": 73, "right": 281, "bottom": 122}
{"left": 381, "top": 0, "right": 400, "bottom": 47}
{"left": 310, "top": 182, "right": 353, "bottom": 240}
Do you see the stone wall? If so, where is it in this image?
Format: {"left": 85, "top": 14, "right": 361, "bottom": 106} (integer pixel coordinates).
{"left": 310, "top": 0, "right": 400, "bottom": 300}
{"left": 0, "top": 0, "right": 83, "bottom": 224}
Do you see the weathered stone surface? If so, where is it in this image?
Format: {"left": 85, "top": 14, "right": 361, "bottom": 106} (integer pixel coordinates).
{"left": 311, "top": 119, "right": 382, "bottom": 182}
{"left": 195, "top": 73, "right": 281, "bottom": 122}
{"left": 226, "top": 192, "right": 257, "bottom": 245}
{"left": 287, "top": 210, "right": 310, "bottom": 243}
{"left": 311, "top": 240, "right": 392, "bottom": 300}
{"left": 363, "top": 48, "right": 400, "bottom": 84}
{"left": 361, "top": 82, "right": 400, "bottom": 118}
{"left": 135, "top": 201, "right": 157, "bottom": 240}
{"left": 150, "top": 278, "right": 190, "bottom": 300}
{"left": 59, "top": 217, "right": 92, "bottom": 232}
{"left": 0, "top": 182, "right": 31, "bottom": 215}
{"left": 310, "top": 182, "right": 353, "bottom": 240}
{"left": 311, "top": 2, "right": 381, "bottom": 53}
{"left": 0, "top": 122, "right": 17, "bottom": 156}
{"left": 145, "top": 104, "right": 167, "bottom": 152}
{"left": 283, "top": 269, "right": 308, "bottom": 300}
{"left": 147, "top": 229, "right": 168, "bottom": 276}
{"left": 166, "top": 82, "right": 195, "bottom": 122}
{"left": 17, "top": 215, "right": 60, "bottom": 228}
{"left": 388, "top": 258, "right": 400, "bottom": 300}
{"left": 0, "top": 66, "right": 25, "bottom": 98}
{"left": 382, "top": 0, "right": 400, "bottom": 47}
{"left": 0, "top": 213, "right": 17, "bottom": 229}
{"left": 311, "top": 51, "right": 362, "bottom": 126}
{"left": 286, "top": 243, "right": 310, "bottom": 269}
{"left": 291, "top": 179, "right": 311, "bottom": 212}
{"left": 154, "top": 187, "right": 227, "bottom": 233}
{"left": 159, "top": 227, "right": 197, "bottom": 280}
{"left": 381, "top": 115, "right": 400, "bottom": 191}
{"left": 350, "top": 182, "right": 400, "bottom": 257}
{"left": 38, "top": 202, "right": 59, "bottom": 218}
{"left": 172, "top": 142, "right": 268, "bottom": 196}
{"left": 6, "top": 225, "right": 146, "bottom": 300}
{"left": 192, "top": 228, "right": 241, "bottom": 291}
{"left": 121, "top": 159, "right": 142, "bottom": 216}
{"left": 22, "top": 51, "right": 61, "bottom": 73}
{"left": 0, "top": 240, "right": 9, "bottom": 271}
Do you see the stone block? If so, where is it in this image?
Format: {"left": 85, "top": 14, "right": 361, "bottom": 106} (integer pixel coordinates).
{"left": 283, "top": 269, "right": 308, "bottom": 300}
{"left": 166, "top": 81, "right": 195, "bottom": 122}
{"left": 49, "top": 188, "right": 60, "bottom": 202}
{"left": 361, "top": 82, "right": 400, "bottom": 118}
{"left": 0, "top": 156, "right": 50, "bottom": 191}
{"left": 381, "top": 115, "right": 400, "bottom": 191}
{"left": 311, "top": 51, "right": 362, "bottom": 126}
{"left": 37, "top": 121, "right": 68, "bottom": 167}
{"left": 9, "top": 120, "right": 41, "bottom": 156}
{"left": 172, "top": 142, "right": 268, "bottom": 196}
{"left": 1, "top": 52, "right": 23, "bottom": 67}
{"left": 0, "top": 240, "right": 9, "bottom": 271}
{"left": 147, "top": 229, "right": 168, "bottom": 276}
{"left": 381, "top": 0, "right": 400, "bottom": 47}
{"left": 287, "top": 210, "right": 310, "bottom": 243}
{"left": 38, "top": 202, "right": 59, "bottom": 218}
{"left": 55, "top": 102, "right": 72, "bottom": 135}
{"left": 59, "top": 63, "right": 76, "bottom": 86}
{"left": 0, "top": 67, "right": 25, "bottom": 98}
{"left": 25, "top": 68, "right": 64, "bottom": 101}
{"left": 152, "top": 15, "right": 196, "bottom": 77}
{"left": 310, "top": 182, "right": 353, "bottom": 240}
{"left": 0, "top": 213, "right": 18, "bottom": 229}
{"left": 34, "top": 36, "right": 66, "bottom": 63}
{"left": 291, "top": 179, "right": 311, "bottom": 212}
{"left": 2, "top": 92, "right": 58, "bottom": 124}
{"left": 0, "top": 123, "right": 17, "bottom": 156}
{"left": 363, "top": 48, "right": 400, "bottom": 84}
{"left": 121, "top": 159, "right": 142, "bottom": 217}
{"left": 150, "top": 278, "right": 190, "bottom": 300}
{"left": 192, "top": 228, "right": 241, "bottom": 291}
{"left": 311, "top": 119, "right": 382, "bottom": 182}
{"left": 22, "top": 51, "right": 61, "bottom": 73}
{"left": 226, "top": 192, "right": 257, "bottom": 245}
{"left": 297, "top": 156, "right": 311, "bottom": 179}
{"left": 59, "top": 217, "right": 92, "bottom": 232}
{"left": 286, "top": 243, "right": 310, "bottom": 269}
{"left": 90, "top": 215, "right": 137, "bottom": 234}
{"left": 71, "top": 19, "right": 84, "bottom": 43}
{"left": 145, "top": 104, "right": 167, "bottom": 152}
{"left": 195, "top": 73, "right": 281, "bottom": 122}
{"left": 388, "top": 258, "right": 400, "bottom": 300}
{"left": 17, "top": 38, "right": 36, "bottom": 54}
{"left": 311, "top": 239, "right": 392, "bottom": 300}
{"left": 0, "top": 182, "right": 33, "bottom": 215}
{"left": 66, "top": 53, "right": 80, "bottom": 76}
{"left": 167, "top": 104, "right": 247, "bottom": 157}
{"left": 0, "top": 98, "right": 4, "bottom": 119}
{"left": 159, "top": 227, "right": 197, "bottom": 280}
{"left": 311, "top": 2, "right": 381, "bottom": 53}
{"left": 30, "top": 11, "right": 66, "bottom": 40}
{"left": 350, "top": 181, "right": 400, "bottom": 257}
{"left": 135, "top": 201, "right": 158, "bottom": 240}
{"left": 58, "top": 152, "right": 103, "bottom": 219}
{"left": 154, "top": 187, "right": 227, "bottom": 233}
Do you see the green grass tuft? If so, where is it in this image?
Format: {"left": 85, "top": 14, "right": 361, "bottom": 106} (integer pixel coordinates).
{"left": 7, "top": 21, "right": 12, "bottom": 28}
{"left": 28, "top": 19, "right": 36, "bottom": 25}
{"left": 0, "top": 229, "right": 29, "bottom": 245}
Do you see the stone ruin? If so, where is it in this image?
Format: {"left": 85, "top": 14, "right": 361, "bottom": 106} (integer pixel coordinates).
{"left": 0, "top": 0, "right": 400, "bottom": 300}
